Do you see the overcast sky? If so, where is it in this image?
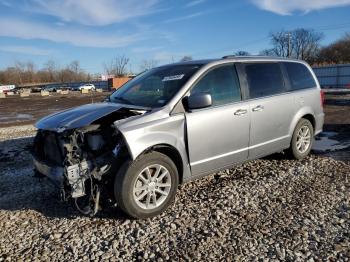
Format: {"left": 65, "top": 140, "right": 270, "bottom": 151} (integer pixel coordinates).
{"left": 0, "top": 0, "right": 350, "bottom": 73}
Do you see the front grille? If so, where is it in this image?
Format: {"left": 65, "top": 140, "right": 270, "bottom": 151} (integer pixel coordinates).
{"left": 33, "top": 130, "right": 63, "bottom": 165}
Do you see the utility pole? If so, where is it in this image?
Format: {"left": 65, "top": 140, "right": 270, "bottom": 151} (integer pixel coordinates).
{"left": 287, "top": 32, "right": 292, "bottom": 58}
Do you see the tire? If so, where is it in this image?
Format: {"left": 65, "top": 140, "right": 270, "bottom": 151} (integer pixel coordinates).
{"left": 114, "top": 152, "right": 179, "bottom": 219}
{"left": 287, "top": 118, "right": 314, "bottom": 160}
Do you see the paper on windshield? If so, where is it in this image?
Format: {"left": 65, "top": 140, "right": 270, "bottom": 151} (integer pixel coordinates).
{"left": 162, "top": 74, "right": 185, "bottom": 82}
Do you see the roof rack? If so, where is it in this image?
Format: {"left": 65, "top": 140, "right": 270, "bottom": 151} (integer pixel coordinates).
{"left": 222, "top": 55, "right": 290, "bottom": 59}
{"left": 222, "top": 55, "right": 235, "bottom": 59}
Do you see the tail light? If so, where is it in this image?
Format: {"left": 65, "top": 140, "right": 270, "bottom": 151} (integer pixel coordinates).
{"left": 320, "top": 90, "right": 325, "bottom": 107}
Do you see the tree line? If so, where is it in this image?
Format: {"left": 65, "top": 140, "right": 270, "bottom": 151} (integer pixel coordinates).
{"left": 236, "top": 29, "right": 350, "bottom": 65}
{"left": 0, "top": 60, "right": 93, "bottom": 86}
{"left": 0, "top": 28, "right": 349, "bottom": 85}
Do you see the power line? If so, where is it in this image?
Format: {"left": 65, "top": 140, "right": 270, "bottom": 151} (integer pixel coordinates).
{"left": 314, "top": 22, "right": 350, "bottom": 31}
{"left": 190, "top": 36, "right": 270, "bottom": 58}
{"left": 153, "top": 21, "right": 350, "bottom": 63}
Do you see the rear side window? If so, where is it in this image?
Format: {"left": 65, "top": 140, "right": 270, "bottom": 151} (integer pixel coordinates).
{"left": 283, "top": 62, "right": 317, "bottom": 90}
{"left": 191, "top": 64, "right": 241, "bottom": 106}
{"left": 244, "top": 63, "right": 285, "bottom": 99}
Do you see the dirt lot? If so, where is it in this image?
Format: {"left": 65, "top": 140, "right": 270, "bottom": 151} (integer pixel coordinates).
{"left": 0, "top": 92, "right": 349, "bottom": 126}
{"left": 0, "top": 93, "right": 349, "bottom": 261}
{"left": 324, "top": 94, "right": 350, "bottom": 125}
{"left": 0, "top": 92, "right": 111, "bottom": 128}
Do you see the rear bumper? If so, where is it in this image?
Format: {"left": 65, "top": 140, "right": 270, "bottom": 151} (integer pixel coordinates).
{"left": 33, "top": 155, "right": 64, "bottom": 187}
{"left": 315, "top": 112, "right": 325, "bottom": 135}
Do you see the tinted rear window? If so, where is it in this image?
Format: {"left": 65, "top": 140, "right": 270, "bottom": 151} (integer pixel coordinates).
{"left": 244, "top": 63, "right": 285, "bottom": 99}
{"left": 283, "top": 62, "right": 317, "bottom": 90}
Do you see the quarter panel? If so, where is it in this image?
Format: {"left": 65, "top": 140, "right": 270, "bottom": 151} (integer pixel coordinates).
{"left": 289, "top": 88, "right": 324, "bottom": 136}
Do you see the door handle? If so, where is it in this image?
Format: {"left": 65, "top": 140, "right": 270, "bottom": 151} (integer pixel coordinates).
{"left": 234, "top": 109, "right": 247, "bottom": 116}
{"left": 252, "top": 105, "right": 264, "bottom": 112}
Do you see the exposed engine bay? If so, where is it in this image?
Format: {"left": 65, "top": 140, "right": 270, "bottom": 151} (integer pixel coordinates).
{"left": 32, "top": 108, "right": 145, "bottom": 216}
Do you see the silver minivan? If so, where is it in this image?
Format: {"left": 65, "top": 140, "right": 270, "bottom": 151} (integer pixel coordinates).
{"left": 32, "top": 56, "right": 324, "bottom": 218}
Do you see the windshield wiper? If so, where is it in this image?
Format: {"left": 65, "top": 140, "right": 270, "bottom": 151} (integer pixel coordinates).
{"left": 112, "top": 97, "right": 134, "bottom": 105}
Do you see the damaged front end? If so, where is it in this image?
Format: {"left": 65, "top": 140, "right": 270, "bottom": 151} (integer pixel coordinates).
{"left": 32, "top": 103, "right": 147, "bottom": 215}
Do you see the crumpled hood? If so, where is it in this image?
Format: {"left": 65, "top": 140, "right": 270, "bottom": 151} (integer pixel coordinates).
{"left": 35, "top": 102, "right": 146, "bottom": 131}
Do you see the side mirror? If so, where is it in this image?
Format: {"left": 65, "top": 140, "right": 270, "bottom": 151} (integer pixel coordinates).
{"left": 184, "top": 92, "right": 212, "bottom": 110}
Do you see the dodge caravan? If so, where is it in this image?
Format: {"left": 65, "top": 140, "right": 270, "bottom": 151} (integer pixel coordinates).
{"left": 32, "top": 56, "right": 324, "bottom": 218}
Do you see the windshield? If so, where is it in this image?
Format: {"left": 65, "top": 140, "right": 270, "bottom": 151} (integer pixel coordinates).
{"left": 109, "top": 64, "right": 203, "bottom": 108}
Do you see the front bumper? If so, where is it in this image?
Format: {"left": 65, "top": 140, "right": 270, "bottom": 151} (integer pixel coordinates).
{"left": 33, "top": 155, "right": 64, "bottom": 187}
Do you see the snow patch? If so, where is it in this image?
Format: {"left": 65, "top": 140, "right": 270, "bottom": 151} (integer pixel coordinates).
{"left": 313, "top": 132, "right": 350, "bottom": 152}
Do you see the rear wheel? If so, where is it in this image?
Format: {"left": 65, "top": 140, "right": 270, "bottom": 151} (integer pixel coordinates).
{"left": 287, "top": 118, "right": 314, "bottom": 160}
{"left": 114, "top": 152, "right": 178, "bottom": 219}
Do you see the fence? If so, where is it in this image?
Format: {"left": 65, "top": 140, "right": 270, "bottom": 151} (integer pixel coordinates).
{"left": 313, "top": 64, "right": 350, "bottom": 89}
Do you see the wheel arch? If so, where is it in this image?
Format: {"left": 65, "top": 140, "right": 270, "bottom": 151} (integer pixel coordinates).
{"left": 288, "top": 107, "right": 316, "bottom": 138}
{"left": 137, "top": 144, "right": 185, "bottom": 184}
{"left": 301, "top": 114, "right": 316, "bottom": 130}
{"left": 116, "top": 114, "right": 193, "bottom": 184}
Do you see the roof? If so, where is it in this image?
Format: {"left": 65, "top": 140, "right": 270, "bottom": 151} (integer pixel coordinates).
{"left": 161, "top": 56, "right": 305, "bottom": 68}
{"left": 221, "top": 55, "right": 302, "bottom": 62}
{"left": 160, "top": 59, "right": 215, "bottom": 67}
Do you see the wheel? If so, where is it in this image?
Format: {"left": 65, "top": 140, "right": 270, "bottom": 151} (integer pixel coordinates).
{"left": 114, "top": 152, "right": 179, "bottom": 219}
{"left": 287, "top": 118, "right": 314, "bottom": 160}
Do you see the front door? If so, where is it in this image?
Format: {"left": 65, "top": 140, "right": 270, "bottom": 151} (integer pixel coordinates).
{"left": 185, "top": 64, "right": 250, "bottom": 176}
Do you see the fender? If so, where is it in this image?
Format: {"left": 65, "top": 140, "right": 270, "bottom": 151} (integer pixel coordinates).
{"left": 116, "top": 114, "right": 192, "bottom": 182}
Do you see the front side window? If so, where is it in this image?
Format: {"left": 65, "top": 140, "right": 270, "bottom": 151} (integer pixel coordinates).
{"left": 190, "top": 65, "right": 241, "bottom": 106}
{"left": 244, "top": 63, "right": 285, "bottom": 99}
{"left": 283, "top": 62, "right": 317, "bottom": 90}
{"left": 109, "top": 64, "right": 203, "bottom": 108}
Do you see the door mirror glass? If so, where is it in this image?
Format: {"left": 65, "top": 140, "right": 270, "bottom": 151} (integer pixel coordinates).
{"left": 185, "top": 92, "right": 212, "bottom": 110}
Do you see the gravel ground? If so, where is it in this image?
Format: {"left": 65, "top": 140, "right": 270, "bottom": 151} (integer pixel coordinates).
{"left": 0, "top": 125, "right": 36, "bottom": 141}
{"left": 0, "top": 127, "right": 349, "bottom": 261}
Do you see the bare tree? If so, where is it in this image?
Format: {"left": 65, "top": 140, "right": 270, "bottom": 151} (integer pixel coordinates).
{"left": 269, "top": 30, "right": 291, "bottom": 58}
{"left": 44, "top": 60, "right": 58, "bottom": 82}
{"left": 24, "top": 62, "right": 36, "bottom": 83}
{"left": 234, "top": 51, "right": 250, "bottom": 56}
{"left": 104, "top": 55, "right": 130, "bottom": 77}
{"left": 69, "top": 60, "right": 83, "bottom": 81}
{"left": 14, "top": 61, "right": 25, "bottom": 84}
{"left": 0, "top": 67, "right": 18, "bottom": 85}
{"left": 139, "top": 59, "right": 158, "bottom": 72}
{"left": 318, "top": 33, "right": 350, "bottom": 64}
{"left": 259, "top": 49, "right": 276, "bottom": 56}
{"left": 292, "top": 29, "right": 323, "bottom": 62}
{"left": 69, "top": 61, "right": 80, "bottom": 75}
{"left": 264, "top": 28, "right": 323, "bottom": 63}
